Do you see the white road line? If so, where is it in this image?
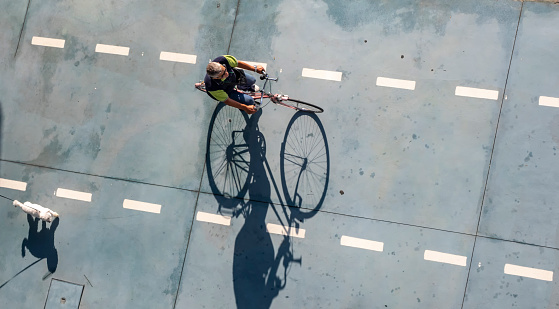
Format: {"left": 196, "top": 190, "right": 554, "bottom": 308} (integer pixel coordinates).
{"left": 241, "top": 60, "right": 268, "bottom": 71}
{"left": 539, "top": 96, "right": 559, "bottom": 108}
{"left": 0, "top": 178, "right": 27, "bottom": 191}
{"left": 31, "top": 36, "right": 65, "bottom": 48}
{"left": 455, "top": 86, "right": 499, "bottom": 100}
{"left": 266, "top": 223, "right": 305, "bottom": 238}
{"left": 301, "top": 68, "right": 342, "bottom": 81}
{"left": 123, "top": 199, "right": 161, "bottom": 214}
{"left": 504, "top": 264, "right": 553, "bottom": 282}
{"left": 340, "top": 235, "right": 384, "bottom": 252}
{"left": 196, "top": 211, "right": 231, "bottom": 226}
{"left": 424, "top": 250, "right": 467, "bottom": 266}
{"left": 376, "top": 77, "right": 416, "bottom": 90}
{"left": 55, "top": 188, "right": 92, "bottom": 202}
{"left": 160, "top": 51, "right": 197, "bottom": 64}
{"left": 95, "top": 44, "right": 130, "bottom": 56}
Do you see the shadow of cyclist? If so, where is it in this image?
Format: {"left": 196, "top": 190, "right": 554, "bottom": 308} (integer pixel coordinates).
{"left": 232, "top": 110, "right": 281, "bottom": 308}
{"left": 206, "top": 104, "right": 329, "bottom": 308}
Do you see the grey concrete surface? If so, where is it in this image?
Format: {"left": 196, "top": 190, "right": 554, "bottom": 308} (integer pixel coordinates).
{"left": 0, "top": 0, "right": 236, "bottom": 190}
{"left": 480, "top": 2, "right": 559, "bottom": 248}
{"left": 463, "top": 237, "right": 559, "bottom": 308}
{"left": 1, "top": 0, "right": 559, "bottom": 308}
{"left": 0, "top": 161, "right": 198, "bottom": 308}
{"left": 177, "top": 192, "right": 474, "bottom": 308}
{"left": 218, "top": 0, "right": 522, "bottom": 234}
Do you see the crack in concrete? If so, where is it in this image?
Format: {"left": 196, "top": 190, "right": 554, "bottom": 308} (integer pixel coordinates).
{"left": 14, "top": 0, "right": 32, "bottom": 58}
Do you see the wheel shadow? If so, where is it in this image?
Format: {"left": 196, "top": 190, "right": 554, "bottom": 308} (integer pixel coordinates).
{"left": 205, "top": 103, "right": 330, "bottom": 308}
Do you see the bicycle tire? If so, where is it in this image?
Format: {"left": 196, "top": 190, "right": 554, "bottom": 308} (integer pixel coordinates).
{"left": 279, "top": 98, "right": 324, "bottom": 113}
{"left": 206, "top": 103, "right": 251, "bottom": 207}
{"left": 280, "top": 112, "right": 329, "bottom": 219}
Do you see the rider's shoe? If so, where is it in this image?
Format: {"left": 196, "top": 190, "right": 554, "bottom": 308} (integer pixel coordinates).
{"left": 251, "top": 84, "right": 260, "bottom": 92}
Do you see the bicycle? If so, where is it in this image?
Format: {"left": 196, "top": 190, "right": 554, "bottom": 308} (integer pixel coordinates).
{"left": 194, "top": 71, "right": 324, "bottom": 113}
{"left": 202, "top": 82, "right": 330, "bottom": 300}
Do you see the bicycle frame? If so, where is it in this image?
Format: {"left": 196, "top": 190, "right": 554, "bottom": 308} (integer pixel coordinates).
{"left": 194, "top": 73, "right": 285, "bottom": 106}
{"left": 250, "top": 72, "right": 288, "bottom": 110}
{"left": 195, "top": 70, "right": 323, "bottom": 113}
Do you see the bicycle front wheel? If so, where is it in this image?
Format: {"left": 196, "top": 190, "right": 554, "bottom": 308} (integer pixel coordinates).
{"left": 279, "top": 99, "right": 324, "bottom": 113}
{"left": 280, "top": 112, "right": 329, "bottom": 218}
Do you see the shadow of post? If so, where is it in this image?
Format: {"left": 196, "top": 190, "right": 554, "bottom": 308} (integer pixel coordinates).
{"left": 0, "top": 93, "right": 59, "bottom": 289}
{"left": 206, "top": 105, "right": 330, "bottom": 309}
{"left": 22, "top": 215, "right": 59, "bottom": 275}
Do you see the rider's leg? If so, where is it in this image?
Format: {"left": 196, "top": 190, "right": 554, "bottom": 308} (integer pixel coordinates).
{"left": 237, "top": 73, "right": 257, "bottom": 91}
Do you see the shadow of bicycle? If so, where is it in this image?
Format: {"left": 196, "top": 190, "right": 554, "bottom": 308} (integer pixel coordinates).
{"left": 205, "top": 103, "right": 329, "bottom": 308}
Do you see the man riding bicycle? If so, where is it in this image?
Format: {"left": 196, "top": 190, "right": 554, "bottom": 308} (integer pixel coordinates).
{"left": 204, "top": 55, "right": 264, "bottom": 115}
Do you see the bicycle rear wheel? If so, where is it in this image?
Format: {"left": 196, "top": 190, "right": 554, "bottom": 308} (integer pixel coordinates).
{"left": 206, "top": 103, "right": 251, "bottom": 205}
{"left": 279, "top": 99, "right": 324, "bottom": 113}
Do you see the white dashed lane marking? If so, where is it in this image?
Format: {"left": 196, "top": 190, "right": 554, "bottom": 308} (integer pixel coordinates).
{"left": 266, "top": 223, "right": 305, "bottom": 238}
{"left": 504, "top": 264, "right": 553, "bottom": 282}
{"left": 123, "top": 199, "right": 161, "bottom": 214}
{"left": 340, "top": 235, "right": 384, "bottom": 252}
{"left": 376, "top": 77, "right": 416, "bottom": 90}
{"left": 31, "top": 36, "right": 65, "bottom": 48}
{"left": 241, "top": 60, "right": 268, "bottom": 71}
{"left": 539, "top": 96, "right": 559, "bottom": 108}
{"left": 424, "top": 250, "right": 467, "bottom": 266}
{"left": 55, "top": 188, "right": 92, "bottom": 202}
{"left": 0, "top": 178, "right": 27, "bottom": 191}
{"left": 301, "top": 68, "right": 342, "bottom": 81}
{"left": 455, "top": 86, "right": 499, "bottom": 100}
{"left": 196, "top": 211, "right": 231, "bottom": 226}
{"left": 95, "top": 44, "right": 130, "bottom": 56}
{"left": 160, "top": 51, "right": 197, "bottom": 64}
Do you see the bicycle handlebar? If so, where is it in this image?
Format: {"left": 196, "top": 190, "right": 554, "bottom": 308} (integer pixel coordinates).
{"left": 259, "top": 71, "right": 278, "bottom": 82}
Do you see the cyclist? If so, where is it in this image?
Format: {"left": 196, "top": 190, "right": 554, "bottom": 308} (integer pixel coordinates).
{"left": 204, "top": 55, "right": 264, "bottom": 115}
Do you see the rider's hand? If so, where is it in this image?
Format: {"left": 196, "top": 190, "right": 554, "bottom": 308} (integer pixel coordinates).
{"left": 256, "top": 65, "right": 264, "bottom": 74}
{"left": 245, "top": 105, "right": 257, "bottom": 114}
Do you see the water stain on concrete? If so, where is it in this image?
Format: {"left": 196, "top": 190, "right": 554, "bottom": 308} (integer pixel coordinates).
{"left": 524, "top": 151, "right": 533, "bottom": 162}
{"left": 323, "top": 0, "right": 520, "bottom": 34}
{"left": 7, "top": 210, "right": 19, "bottom": 219}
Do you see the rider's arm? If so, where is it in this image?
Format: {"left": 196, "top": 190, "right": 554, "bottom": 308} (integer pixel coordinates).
{"left": 223, "top": 98, "right": 256, "bottom": 114}
{"left": 221, "top": 55, "right": 263, "bottom": 73}
{"left": 208, "top": 89, "right": 255, "bottom": 113}
{"left": 237, "top": 60, "right": 264, "bottom": 74}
